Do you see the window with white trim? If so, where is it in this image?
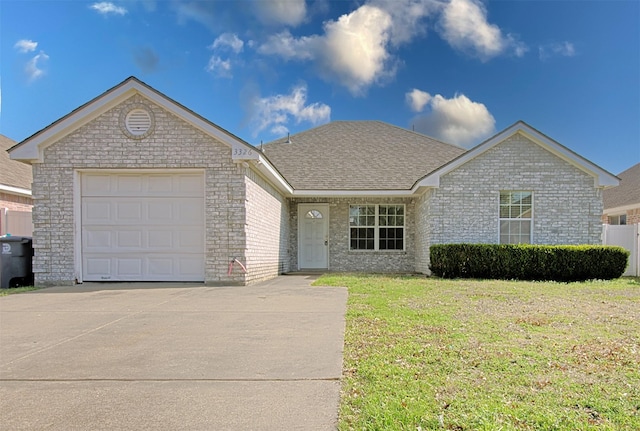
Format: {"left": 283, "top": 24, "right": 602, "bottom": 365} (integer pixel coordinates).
{"left": 349, "top": 204, "right": 405, "bottom": 250}
{"left": 499, "top": 191, "right": 532, "bottom": 244}
{"left": 608, "top": 214, "right": 626, "bottom": 225}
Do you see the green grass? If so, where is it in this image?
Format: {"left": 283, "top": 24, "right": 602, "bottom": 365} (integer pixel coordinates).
{"left": 315, "top": 274, "right": 640, "bottom": 430}
{"left": 0, "top": 286, "right": 41, "bottom": 296}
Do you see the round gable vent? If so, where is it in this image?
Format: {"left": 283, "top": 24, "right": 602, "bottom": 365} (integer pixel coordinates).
{"left": 126, "top": 109, "right": 152, "bottom": 135}
{"left": 120, "top": 105, "right": 155, "bottom": 139}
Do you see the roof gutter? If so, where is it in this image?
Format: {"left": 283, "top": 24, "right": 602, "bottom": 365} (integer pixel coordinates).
{"left": 0, "top": 184, "right": 32, "bottom": 197}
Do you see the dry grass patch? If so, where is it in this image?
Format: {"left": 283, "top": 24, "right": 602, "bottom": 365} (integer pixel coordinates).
{"left": 316, "top": 275, "right": 640, "bottom": 430}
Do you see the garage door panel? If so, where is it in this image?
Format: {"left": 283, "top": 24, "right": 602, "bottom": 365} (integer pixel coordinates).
{"left": 116, "top": 231, "right": 143, "bottom": 248}
{"left": 85, "top": 230, "right": 112, "bottom": 248}
{"left": 81, "top": 172, "right": 205, "bottom": 282}
{"left": 177, "top": 200, "right": 204, "bottom": 223}
{"left": 178, "top": 174, "right": 204, "bottom": 194}
{"left": 85, "top": 258, "right": 111, "bottom": 278}
{"left": 178, "top": 230, "right": 203, "bottom": 248}
{"left": 82, "top": 175, "right": 112, "bottom": 195}
{"left": 84, "top": 228, "right": 203, "bottom": 253}
{"left": 148, "top": 230, "right": 173, "bottom": 248}
{"left": 117, "top": 258, "right": 143, "bottom": 277}
{"left": 178, "top": 256, "right": 205, "bottom": 277}
{"left": 83, "top": 201, "right": 112, "bottom": 223}
{"left": 116, "top": 202, "right": 143, "bottom": 221}
{"left": 148, "top": 258, "right": 174, "bottom": 276}
{"left": 82, "top": 173, "right": 204, "bottom": 197}
{"left": 117, "top": 175, "right": 143, "bottom": 194}
{"left": 84, "top": 253, "right": 204, "bottom": 281}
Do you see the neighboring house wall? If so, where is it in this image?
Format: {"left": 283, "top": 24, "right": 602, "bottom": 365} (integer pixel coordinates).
{"left": 0, "top": 192, "right": 33, "bottom": 211}
{"left": 289, "top": 197, "right": 416, "bottom": 273}
{"left": 629, "top": 209, "right": 640, "bottom": 224}
{"left": 244, "top": 169, "right": 291, "bottom": 283}
{"left": 0, "top": 208, "right": 33, "bottom": 236}
{"left": 418, "top": 133, "right": 603, "bottom": 272}
{"left": 32, "top": 94, "right": 248, "bottom": 286}
{"left": 602, "top": 208, "right": 640, "bottom": 225}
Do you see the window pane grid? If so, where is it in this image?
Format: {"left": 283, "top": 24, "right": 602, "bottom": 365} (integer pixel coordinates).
{"left": 349, "top": 204, "right": 405, "bottom": 251}
{"left": 499, "top": 191, "right": 532, "bottom": 244}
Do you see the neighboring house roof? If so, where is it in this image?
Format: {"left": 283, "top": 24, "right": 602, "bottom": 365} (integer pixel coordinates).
{"left": 415, "top": 121, "right": 619, "bottom": 189}
{"left": 261, "top": 121, "right": 466, "bottom": 191}
{"left": 603, "top": 162, "right": 640, "bottom": 211}
{"left": 0, "top": 134, "right": 32, "bottom": 197}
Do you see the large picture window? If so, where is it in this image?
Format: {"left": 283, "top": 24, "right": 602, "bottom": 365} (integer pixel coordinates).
{"left": 499, "top": 191, "right": 532, "bottom": 244}
{"left": 350, "top": 204, "right": 405, "bottom": 250}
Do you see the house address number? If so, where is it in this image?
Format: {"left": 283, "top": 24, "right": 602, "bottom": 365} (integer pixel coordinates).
{"left": 232, "top": 148, "right": 253, "bottom": 156}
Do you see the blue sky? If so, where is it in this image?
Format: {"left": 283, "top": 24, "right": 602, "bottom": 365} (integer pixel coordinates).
{"left": 1, "top": 0, "right": 638, "bottom": 174}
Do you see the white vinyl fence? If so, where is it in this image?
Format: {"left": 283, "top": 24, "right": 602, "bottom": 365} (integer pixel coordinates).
{"left": 0, "top": 208, "right": 33, "bottom": 237}
{"left": 602, "top": 223, "right": 639, "bottom": 276}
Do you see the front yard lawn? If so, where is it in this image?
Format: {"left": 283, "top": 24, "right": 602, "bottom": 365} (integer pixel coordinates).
{"left": 316, "top": 274, "right": 640, "bottom": 430}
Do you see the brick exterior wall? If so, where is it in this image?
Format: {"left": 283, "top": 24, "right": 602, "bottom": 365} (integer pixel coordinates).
{"left": 244, "top": 168, "right": 291, "bottom": 283}
{"left": 32, "top": 94, "right": 250, "bottom": 286}
{"left": 415, "top": 133, "right": 604, "bottom": 274}
{"left": 628, "top": 209, "right": 640, "bottom": 224}
{"left": 0, "top": 193, "right": 33, "bottom": 211}
{"left": 289, "top": 197, "right": 416, "bottom": 273}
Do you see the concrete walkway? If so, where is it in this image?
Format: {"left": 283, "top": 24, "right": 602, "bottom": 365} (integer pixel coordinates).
{"left": 0, "top": 276, "right": 347, "bottom": 430}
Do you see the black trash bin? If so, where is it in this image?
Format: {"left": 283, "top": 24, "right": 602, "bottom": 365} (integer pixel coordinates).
{"left": 0, "top": 236, "right": 34, "bottom": 289}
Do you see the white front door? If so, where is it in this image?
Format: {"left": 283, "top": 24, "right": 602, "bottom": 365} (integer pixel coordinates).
{"left": 298, "top": 204, "right": 329, "bottom": 269}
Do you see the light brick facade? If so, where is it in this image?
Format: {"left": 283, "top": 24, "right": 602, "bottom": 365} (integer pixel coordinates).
{"left": 32, "top": 94, "right": 253, "bottom": 286}
{"left": 14, "top": 79, "right": 614, "bottom": 286}
{"left": 289, "top": 197, "right": 416, "bottom": 273}
{"left": 244, "top": 169, "right": 291, "bottom": 282}
{"left": 415, "top": 134, "right": 603, "bottom": 273}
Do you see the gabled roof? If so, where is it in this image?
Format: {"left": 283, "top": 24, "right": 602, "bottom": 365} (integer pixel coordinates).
{"left": 0, "top": 135, "right": 32, "bottom": 196}
{"left": 603, "top": 162, "right": 640, "bottom": 211}
{"left": 261, "top": 121, "right": 466, "bottom": 192}
{"left": 415, "top": 121, "right": 619, "bottom": 189}
{"left": 9, "top": 76, "right": 256, "bottom": 163}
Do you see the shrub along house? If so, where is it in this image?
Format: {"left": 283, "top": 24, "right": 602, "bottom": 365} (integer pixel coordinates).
{"left": 8, "top": 77, "right": 619, "bottom": 286}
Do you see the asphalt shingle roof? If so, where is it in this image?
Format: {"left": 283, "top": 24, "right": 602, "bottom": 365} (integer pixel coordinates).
{"left": 261, "top": 121, "right": 466, "bottom": 190}
{"left": 0, "top": 135, "right": 32, "bottom": 191}
{"left": 603, "top": 162, "right": 640, "bottom": 210}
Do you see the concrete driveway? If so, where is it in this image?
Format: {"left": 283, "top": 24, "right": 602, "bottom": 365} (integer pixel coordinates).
{"left": 0, "top": 276, "right": 347, "bottom": 430}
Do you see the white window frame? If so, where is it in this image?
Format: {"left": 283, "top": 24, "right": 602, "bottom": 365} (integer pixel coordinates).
{"left": 499, "top": 191, "right": 533, "bottom": 244}
{"left": 608, "top": 214, "right": 627, "bottom": 225}
{"left": 349, "top": 204, "right": 406, "bottom": 251}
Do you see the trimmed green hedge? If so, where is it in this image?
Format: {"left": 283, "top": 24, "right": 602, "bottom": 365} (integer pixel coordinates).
{"left": 429, "top": 244, "right": 629, "bottom": 281}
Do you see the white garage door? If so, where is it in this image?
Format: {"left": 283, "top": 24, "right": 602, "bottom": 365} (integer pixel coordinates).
{"left": 81, "top": 172, "right": 205, "bottom": 282}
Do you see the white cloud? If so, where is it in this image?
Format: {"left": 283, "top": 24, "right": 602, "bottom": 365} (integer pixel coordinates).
{"left": 14, "top": 39, "right": 38, "bottom": 53}
{"left": 250, "top": 84, "right": 331, "bottom": 136}
{"left": 259, "top": 5, "right": 394, "bottom": 95}
{"left": 173, "top": 1, "right": 217, "bottom": 30}
{"left": 539, "top": 41, "right": 576, "bottom": 60}
{"left": 411, "top": 91, "right": 495, "bottom": 147}
{"left": 369, "top": 0, "right": 438, "bottom": 45}
{"left": 258, "top": 31, "right": 317, "bottom": 60}
{"left": 438, "top": 0, "right": 526, "bottom": 61}
{"left": 255, "top": 0, "right": 307, "bottom": 27}
{"left": 206, "top": 56, "right": 233, "bottom": 78}
{"left": 406, "top": 88, "right": 432, "bottom": 112}
{"left": 211, "top": 33, "right": 244, "bottom": 53}
{"left": 25, "top": 51, "right": 50, "bottom": 82}
{"left": 90, "top": 2, "right": 128, "bottom": 16}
